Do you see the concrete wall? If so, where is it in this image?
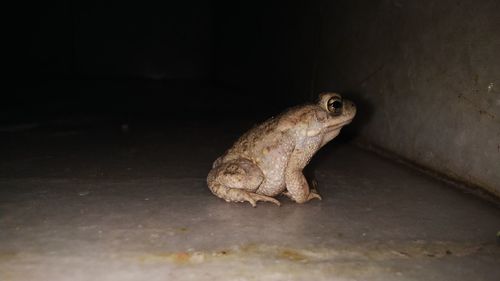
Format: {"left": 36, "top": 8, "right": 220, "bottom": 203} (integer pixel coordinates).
{"left": 314, "top": 0, "right": 500, "bottom": 195}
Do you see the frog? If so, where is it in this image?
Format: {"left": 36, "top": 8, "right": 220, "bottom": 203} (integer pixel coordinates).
{"left": 207, "top": 93, "right": 356, "bottom": 207}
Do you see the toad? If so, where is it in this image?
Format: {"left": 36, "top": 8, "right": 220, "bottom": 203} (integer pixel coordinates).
{"left": 207, "top": 93, "right": 356, "bottom": 207}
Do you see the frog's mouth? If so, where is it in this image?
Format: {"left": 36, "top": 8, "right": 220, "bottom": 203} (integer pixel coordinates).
{"left": 320, "top": 117, "right": 354, "bottom": 147}
{"left": 325, "top": 118, "right": 354, "bottom": 132}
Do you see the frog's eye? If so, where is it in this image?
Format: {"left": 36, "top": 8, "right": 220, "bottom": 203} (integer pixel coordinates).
{"left": 327, "top": 97, "right": 343, "bottom": 115}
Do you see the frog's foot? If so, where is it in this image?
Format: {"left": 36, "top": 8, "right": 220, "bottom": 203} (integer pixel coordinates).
{"left": 307, "top": 189, "right": 322, "bottom": 201}
{"left": 283, "top": 189, "right": 322, "bottom": 202}
{"left": 227, "top": 189, "right": 281, "bottom": 207}
{"left": 308, "top": 179, "right": 322, "bottom": 200}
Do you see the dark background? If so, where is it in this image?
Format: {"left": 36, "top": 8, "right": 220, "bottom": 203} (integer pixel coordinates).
{"left": 5, "top": 0, "right": 328, "bottom": 125}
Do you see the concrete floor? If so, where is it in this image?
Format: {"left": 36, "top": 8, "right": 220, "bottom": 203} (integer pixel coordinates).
{"left": 1, "top": 120, "right": 499, "bottom": 281}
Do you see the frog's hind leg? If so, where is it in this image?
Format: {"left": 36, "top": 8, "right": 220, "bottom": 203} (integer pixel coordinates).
{"left": 207, "top": 159, "right": 281, "bottom": 207}
{"left": 209, "top": 181, "right": 281, "bottom": 207}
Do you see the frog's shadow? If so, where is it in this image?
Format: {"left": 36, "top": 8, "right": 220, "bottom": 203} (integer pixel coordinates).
{"left": 304, "top": 91, "right": 374, "bottom": 187}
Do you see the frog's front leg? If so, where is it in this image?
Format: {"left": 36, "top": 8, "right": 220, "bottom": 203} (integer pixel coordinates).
{"left": 207, "top": 159, "right": 281, "bottom": 207}
{"left": 283, "top": 142, "right": 323, "bottom": 203}
{"left": 283, "top": 170, "right": 322, "bottom": 203}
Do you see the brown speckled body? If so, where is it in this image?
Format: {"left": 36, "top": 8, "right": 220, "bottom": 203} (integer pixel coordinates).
{"left": 207, "top": 93, "right": 356, "bottom": 207}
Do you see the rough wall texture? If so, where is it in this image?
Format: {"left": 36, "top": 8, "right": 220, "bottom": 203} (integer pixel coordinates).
{"left": 314, "top": 0, "right": 500, "bottom": 195}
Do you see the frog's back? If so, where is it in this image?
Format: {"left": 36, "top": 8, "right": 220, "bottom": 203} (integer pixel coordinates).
{"left": 226, "top": 117, "right": 281, "bottom": 158}
{"left": 219, "top": 105, "right": 318, "bottom": 163}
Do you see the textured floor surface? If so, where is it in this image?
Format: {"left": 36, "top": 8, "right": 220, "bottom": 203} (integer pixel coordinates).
{"left": 1, "top": 121, "right": 499, "bottom": 281}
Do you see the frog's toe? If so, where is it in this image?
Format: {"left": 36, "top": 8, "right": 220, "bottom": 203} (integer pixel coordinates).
{"left": 282, "top": 190, "right": 322, "bottom": 202}
{"left": 244, "top": 192, "right": 281, "bottom": 207}
{"left": 308, "top": 190, "right": 322, "bottom": 201}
